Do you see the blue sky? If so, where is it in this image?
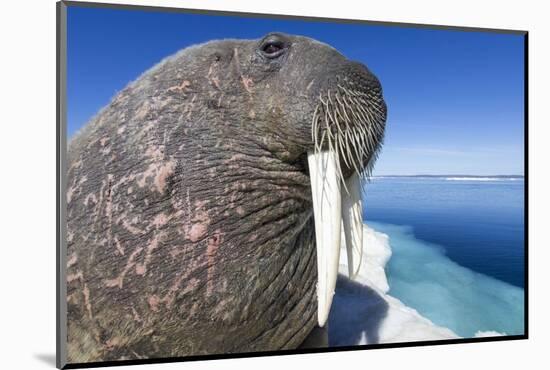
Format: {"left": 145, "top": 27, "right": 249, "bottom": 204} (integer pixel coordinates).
{"left": 67, "top": 6, "right": 525, "bottom": 176}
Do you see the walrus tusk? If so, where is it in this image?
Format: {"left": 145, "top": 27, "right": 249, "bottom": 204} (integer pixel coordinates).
{"left": 308, "top": 150, "right": 342, "bottom": 327}
{"left": 342, "top": 172, "right": 363, "bottom": 279}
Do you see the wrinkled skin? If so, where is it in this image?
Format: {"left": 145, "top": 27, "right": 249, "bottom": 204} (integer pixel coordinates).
{"left": 66, "top": 33, "right": 386, "bottom": 363}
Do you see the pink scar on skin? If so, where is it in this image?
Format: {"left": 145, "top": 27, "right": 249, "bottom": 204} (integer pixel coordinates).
{"left": 114, "top": 235, "right": 124, "bottom": 256}
{"left": 185, "top": 94, "right": 197, "bottom": 120}
{"left": 188, "top": 223, "right": 207, "bottom": 242}
{"left": 207, "top": 65, "right": 221, "bottom": 90}
{"left": 137, "top": 158, "right": 176, "bottom": 194}
{"left": 152, "top": 213, "right": 169, "bottom": 228}
{"left": 134, "top": 103, "right": 150, "bottom": 120}
{"left": 186, "top": 201, "right": 210, "bottom": 242}
{"left": 83, "top": 192, "right": 98, "bottom": 207}
{"left": 135, "top": 265, "right": 146, "bottom": 275}
{"left": 227, "top": 154, "right": 245, "bottom": 162}
{"left": 169, "top": 248, "right": 181, "bottom": 259}
{"left": 104, "top": 247, "right": 144, "bottom": 288}
{"left": 122, "top": 219, "right": 143, "bottom": 235}
{"left": 100, "top": 146, "right": 111, "bottom": 156}
{"left": 148, "top": 295, "right": 161, "bottom": 312}
{"left": 105, "top": 337, "right": 121, "bottom": 351}
{"left": 145, "top": 146, "right": 164, "bottom": 161}
{"left": 241, "top": 76, "right": 254, "bottom": 93}
{"left": 167, "top": 80, "right": 191, "bottom": 93}
{"left": 135, "top": 233, "right": 161, "bottom": 276}
{"left": 154, "top": 161, "right": 176, "bottom": 193}
{"left": 168, "top": 243, "right": 191, "bottom": 259}
{"left": 68, "top": 158, "right": 82, "bottom": 171}
{"left": 161, "top": 271, "right": 200, "bottom": 308}
{"left": 67, "top": 175, "right": 88, "bottom": 203}
{"left": 180, "top": 277, "right": 200, "bottom": 296}
{"left": 131, "top": 307, "right": 142, "bottom": 322}
{"left": 105, "top": 174, "right": 114, "bottom": 252}
{"left": 67, "top": 252, "right": 77, "bottom": 268}
{"left": 67, "top": 271, "right": 83, "bottom": 283}
{"left": 66, "top": 293, "right": 76, "bottom": 304}
{"left": 83, "top": 283, "right": 93, "bottom": 319}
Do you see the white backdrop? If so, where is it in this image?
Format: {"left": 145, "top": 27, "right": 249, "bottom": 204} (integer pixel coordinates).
{"left": 0, "top": 0, "right": 547, "bottom": 369}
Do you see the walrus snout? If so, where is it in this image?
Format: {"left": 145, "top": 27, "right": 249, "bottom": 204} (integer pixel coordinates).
{"left": 310, "top": 59, "right": 387, "bottom": 179}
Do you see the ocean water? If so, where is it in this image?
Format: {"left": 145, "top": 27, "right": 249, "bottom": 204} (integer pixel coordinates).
{"left": 363, "top": 176, "right": 525, "bottom": 337}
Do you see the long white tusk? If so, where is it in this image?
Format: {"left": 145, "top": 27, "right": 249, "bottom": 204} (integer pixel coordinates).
{"left": 342, "top": 173, "right": 364, "bottom": 279}
{"left": 307, "top": 150, "right": 342, "bottom": 327}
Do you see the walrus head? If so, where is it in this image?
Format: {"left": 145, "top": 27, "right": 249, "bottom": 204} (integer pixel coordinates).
{"left": 180, "top": 32, "right": 387, "bottom": 326}
{"left": 66, "top": 32, "right": 386, "bottom": 360}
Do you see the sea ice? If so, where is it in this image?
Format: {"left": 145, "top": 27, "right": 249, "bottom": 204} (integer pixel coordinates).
{"left": 376, "top": 222, "right": 524, "bottom": 338}
{"left": 328, "top": 222, "right": 524, "bottom": 345}
{"left": 329, "top": 224, "right": 459, "bottom": 346}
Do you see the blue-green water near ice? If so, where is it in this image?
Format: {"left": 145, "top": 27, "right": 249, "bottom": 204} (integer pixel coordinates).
{"left": 363, "top": 177, "right": 525, "bottom": 337}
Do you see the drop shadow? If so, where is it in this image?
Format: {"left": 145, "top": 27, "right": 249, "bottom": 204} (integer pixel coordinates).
{"left": 34, "top": 353, "right": 56, "bottom": 367}
{"left": 299, "top": 325, "right": 329, "bottom": 349}
{"left": 328, "top": 274, "right": 389, "bottom": 346}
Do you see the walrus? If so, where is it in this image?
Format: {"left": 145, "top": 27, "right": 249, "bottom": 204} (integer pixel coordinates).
{"left": 65, "top": 32, "right": 386, "bottom": 363}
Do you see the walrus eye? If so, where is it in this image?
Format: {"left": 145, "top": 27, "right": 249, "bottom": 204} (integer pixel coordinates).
{"left": 259, "top": 38, "right": 287, "bottom": 59}
{"left": 263, "top": 42, "right": 282, "bottom": 54}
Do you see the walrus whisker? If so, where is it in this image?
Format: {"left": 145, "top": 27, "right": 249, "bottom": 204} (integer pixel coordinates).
{"left": 366, "top": 101, "right": 384, "bottom": 118}
{"left": 317, "top": 129, "right": 327, "bottom": 156}
{"left": 347, "top": 103, "right": 363, "bottom": 126}
{"left": 337, "top": 131, "right": 351, "bottom": 170}
{"left": 342, "top": 132, "right": 355, "bottom": 171}
{"left": 351, "top": 131, "right": 364, "bottom": 159}
{"left": 355, "top": 109, "right": 372, "bottom": 135}
{"left": 341, "top": 134, "right": 350, "bottom": 168}
{"left": 356, "top": 105, "right": 375, "bottom": 131}
{"left": 324, "top": 98, "right": 340, "bottom": 138}
{"left": 349, "top": 136, "right": 363, "bottom": 175}
{"left": 336, "top": 96, "right": 354, "bottom": 125}
{"left": 340, "top": 93, "right": 354, "bottom": 112}
{"left": 355, "top": 126, "right": 368, "bottom": 155}
{"left": 328, "top": 90, "right": 348, "bottom": 139}
{"left": 334, "top": 139, "right": 350, "bottom": 195}
{"left": 312, "top": 104, "right": 320, "bottom": 151}
{"left": 324, "top": 107, "right": 332, "bottom": 142}
{"left": 327, "top": 89, "right": 335, "bottom": 109}
{"left": 357, "top": 101, "right": 377, "bottom": 129}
